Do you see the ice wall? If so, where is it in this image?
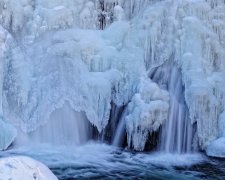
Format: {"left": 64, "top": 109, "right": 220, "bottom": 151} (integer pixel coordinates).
{"left": 177, "top": 0, "right": 225, "bottom": 150}
{"left": 124, "top": 0, "right": 225, "bottom": 151}
{"left": 0, "top": 0, "right": 224, "bottom": 154}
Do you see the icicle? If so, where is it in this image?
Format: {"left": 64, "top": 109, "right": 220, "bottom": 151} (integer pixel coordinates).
{"left": 125, "top": 77, "right": 169, "bottom": 151}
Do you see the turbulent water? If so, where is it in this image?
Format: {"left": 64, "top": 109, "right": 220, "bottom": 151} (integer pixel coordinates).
{"left": 1, "top": 143, "right": 225, "bottom": 179}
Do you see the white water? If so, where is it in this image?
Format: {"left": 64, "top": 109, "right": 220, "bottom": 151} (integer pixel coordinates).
{"left": 15, "top": 102, "right": 89, "bottom": 147}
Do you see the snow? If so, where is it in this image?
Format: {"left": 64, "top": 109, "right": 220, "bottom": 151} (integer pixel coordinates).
{"left": 0, "top": 156, "right": 57, "bottom": 180}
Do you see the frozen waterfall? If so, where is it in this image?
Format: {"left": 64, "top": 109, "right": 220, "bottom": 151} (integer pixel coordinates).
{"left": 0, "top": 0, "right": 225, "bottom": 160}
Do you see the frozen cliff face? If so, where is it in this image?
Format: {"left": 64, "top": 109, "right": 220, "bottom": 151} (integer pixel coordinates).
{"left": 0, "top": 0, "right": 142, "bottom": 139}
{"left": 128, "top": 0, "right": 225, "bottom": 151}
{"left": 0, "top": 0, "right": 225, "bottom": 153}
{"left": 177, "top": 0, "right": 225, "bottom": 149}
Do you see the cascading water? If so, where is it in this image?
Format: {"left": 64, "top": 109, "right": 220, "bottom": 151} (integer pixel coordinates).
{"left": 15, "top": 102, "right": 89, "bottom": 147}
{"left": 112, "top": 108, "right": 127, "bottom": 147}
{"left": 149, "top": 62, "right": 194, "bottom": 153}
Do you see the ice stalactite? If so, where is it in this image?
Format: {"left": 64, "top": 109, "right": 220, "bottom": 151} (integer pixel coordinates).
{"left": 80, "top": 0, "right": 126, "bottom": 30}
{"left": 125, "top": 77, "right": 169, "bottom": 151}
{"left": 0, "top": 0, "right": 33, "bottom": 33}
{"left": 80, "top": 2, "right": 98, "bottom": 29}
{"left": 177, "top": 1, "right": 225, "bottom": 149}
{"left": 141, "top": 0, "right": 225, "bottom": 152}
{"left": 142, "top": 1, "right": 175, "bottom": 70}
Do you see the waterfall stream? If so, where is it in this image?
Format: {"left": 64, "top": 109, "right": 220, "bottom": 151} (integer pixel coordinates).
{"left": 149, "top": 62, "right": 194, "bottom": 153}
{"left": 112, "top": 109, "right": 127, "bottom": 147}
{"left": 15, "top": 102, "right": 89, "bottom": 147}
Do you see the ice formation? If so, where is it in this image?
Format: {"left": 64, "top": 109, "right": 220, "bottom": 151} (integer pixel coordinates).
{"left": 126, "top": 77, "right": 169, "bottom": 151}
{"left": 0, "top": 0, "right": 224, "bottom": 155}
{"left": 0, "top": 156, "right": 57, "bottom": 180}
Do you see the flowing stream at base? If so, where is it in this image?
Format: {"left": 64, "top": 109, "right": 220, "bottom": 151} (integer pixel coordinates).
{"left": 2, "top": 143, "right": 225, "bottom": 179}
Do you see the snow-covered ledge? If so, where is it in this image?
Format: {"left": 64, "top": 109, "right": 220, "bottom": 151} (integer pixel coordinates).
{"left": 0, "top": 156, "right": 57, "bottom": 180}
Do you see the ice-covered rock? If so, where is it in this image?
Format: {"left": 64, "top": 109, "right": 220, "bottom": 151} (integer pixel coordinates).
{"left": 0, "top": 156, "right": 57, "bottom": 180}
{"left": 206, "top": 137, "right": 225, "bottom": 158}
